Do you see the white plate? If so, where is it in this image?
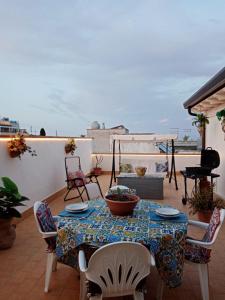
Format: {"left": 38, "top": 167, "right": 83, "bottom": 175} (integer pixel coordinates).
{"left": 65, "top": 202, "right": 88, "bottom": 212}
{"left": 155, "top": 207, "right": 180, "bottom": 217}
{"left": 66, "top": 207, "right": 89, "bottom": 213}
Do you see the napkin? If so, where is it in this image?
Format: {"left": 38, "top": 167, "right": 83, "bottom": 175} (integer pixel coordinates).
{"left": 149, "top": 211, "right": 188, "bottom": 223}
{"left": 58, "top": 208, "right": 95, "bottom": 218}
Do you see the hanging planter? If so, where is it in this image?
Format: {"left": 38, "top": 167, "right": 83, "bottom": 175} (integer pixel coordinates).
{"left": 65, "top": 138, "right": 77, "bottom": 155}
{"left": 192, "top": 113, "right": 209, "bottom": 136}
{"left": 7, "top": 134, "right": 37, "bottom": 159}
{"left": 197, "top": 125, "right": 204, "bottom": 136}
{"left": 216, "top": 109, "right": 225, "bottom": 132}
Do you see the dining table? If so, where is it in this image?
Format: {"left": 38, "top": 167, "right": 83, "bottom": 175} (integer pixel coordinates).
{"left": 55, "top": 199, "right": 188, "bottom": 288}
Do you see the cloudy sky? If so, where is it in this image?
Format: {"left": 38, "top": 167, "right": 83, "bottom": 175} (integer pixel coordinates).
{"left": 0, "top": 1, "right": 225, "bottom": 138}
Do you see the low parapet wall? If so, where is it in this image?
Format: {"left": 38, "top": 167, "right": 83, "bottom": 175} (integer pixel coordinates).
{"left": 92, "top": 152, "right": 201, "bottom": 172}
{"left": 0, "top": 136, "right": 92, "bottom": 213}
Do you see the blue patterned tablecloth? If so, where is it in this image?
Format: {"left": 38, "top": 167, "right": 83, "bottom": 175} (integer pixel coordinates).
{"left": 56, "top": 199, "right": 188, "bottom": 288}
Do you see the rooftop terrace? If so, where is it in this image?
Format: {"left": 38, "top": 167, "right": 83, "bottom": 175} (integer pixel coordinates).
{"left": 0, "top": 174, "right": 224, "bottom": 300}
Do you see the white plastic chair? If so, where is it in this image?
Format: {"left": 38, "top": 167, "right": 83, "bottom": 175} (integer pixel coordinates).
{"left": 185, "top": 208, "right": 225, "bottom": 300}
{"left": 33, "top": 201, "right": 58, "bottom": 293}
{"left": 85, "top": 182, "right": 102, "bottom": 200}
{"left": 78, "top": 241, "right": 152, "bottom": 300}
{"left": 156, "top": 208, "right": 225, "bottom": 300}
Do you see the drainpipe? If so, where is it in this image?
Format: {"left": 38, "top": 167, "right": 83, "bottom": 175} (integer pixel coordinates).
{"left": 188, "top": 107, "right": 205, "bottom": 150}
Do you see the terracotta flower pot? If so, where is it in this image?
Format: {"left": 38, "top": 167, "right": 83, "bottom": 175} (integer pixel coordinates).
{"left": 197, "top": 126, "right": 204, "bottom": 136}
{"left": 92, "top": 168, "right": 102, "bottom": 175}
{"left": 105, "top": 194, "right": 140, "bottom": 216}
{"left": 0, "top": 218, "right": 16, "bottom": 249}
{"left": 197, "top": 211, "right": 212, "bottom": 223}
{"left": 65, "top": 145, "right": 71, "bottom": 154}
{"left": 9, "top": 151, "right": 20, "bottom": 158}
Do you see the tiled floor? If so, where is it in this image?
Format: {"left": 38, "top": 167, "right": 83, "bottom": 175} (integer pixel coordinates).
{"left": 0, "top": 175, "right": 225, "bottom": 300}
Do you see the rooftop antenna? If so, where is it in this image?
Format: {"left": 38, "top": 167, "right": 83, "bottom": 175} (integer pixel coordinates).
{"left": 56, "top": 130, "right": 58, "bottom": 136}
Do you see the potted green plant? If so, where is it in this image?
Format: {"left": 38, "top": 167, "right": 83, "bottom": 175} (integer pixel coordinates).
{"left": 105, "top": 187, "right": 139, "bottom": 216}
{"left": 0, "top": 177, "right": 29, "bottom": 249}
{"left": 192, "top": 113, "right": 209, "bottom": 136}
{"left": 216, "top": 109, "right": 225, "bottom": 132}
{"left": 92, "top": 155, "right": 103, "bottom": 175}
{"left": 188, "top": 184, "right": 225, "bottom": 222}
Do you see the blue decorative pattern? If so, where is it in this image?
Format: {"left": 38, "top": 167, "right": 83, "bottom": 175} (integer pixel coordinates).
{"left": 56, "top": 199, "right": 188, "bottom": 288}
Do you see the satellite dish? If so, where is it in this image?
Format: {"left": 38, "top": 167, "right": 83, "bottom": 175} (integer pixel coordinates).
{"left": 91, "top": 121, "right": 100, "bottom": 129}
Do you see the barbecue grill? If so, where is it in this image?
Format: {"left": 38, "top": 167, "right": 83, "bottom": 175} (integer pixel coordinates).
{"left": 181, "top": 147, "right": 220, "bottom": 204}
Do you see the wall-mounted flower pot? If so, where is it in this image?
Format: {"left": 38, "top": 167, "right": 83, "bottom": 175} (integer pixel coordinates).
{"left": 65, "top": 145, "right": 71, "bottom": 154}
{"left": 9, "top": 151, "right": 20, "bottom": 158}
{"left": 197, "top": 126, "right": 204, "bottom": 136}
{"left": 221, "top": 118, "right": 225, "bottom": 133}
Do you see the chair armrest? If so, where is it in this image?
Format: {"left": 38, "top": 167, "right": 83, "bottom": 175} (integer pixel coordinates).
{"left": 150, "top": 254, "right": 156, "bottom": 267}
{"left": 188, "top": 219, "right": 209, "bottom": 229}
{"left": 186, "top": 238, "right": 213, "bottom": 249}
{"left": 42, "top": 231, "right": 58, "bottom": 239}
{"left": 79, "top": 250, "right": 87, "bottom": 272}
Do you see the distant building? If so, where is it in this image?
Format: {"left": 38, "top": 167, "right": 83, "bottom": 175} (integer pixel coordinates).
{"left": 0, "top": 117, "right": 28, "bottom": 135}
{"left": 87, "top": 123, "right": 129, "bottom": 153}
{"left": 0, "top": 118, "right": 20, "bottom": 135}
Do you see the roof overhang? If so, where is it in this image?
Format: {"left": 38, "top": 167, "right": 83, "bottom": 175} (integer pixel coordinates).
{"left": 183, "top": 67, "right": 225, "bottom": 113}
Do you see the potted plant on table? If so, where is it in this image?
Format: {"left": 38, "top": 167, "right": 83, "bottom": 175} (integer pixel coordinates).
{"left": 92, "top": 155, "right": 103, "bottom": 175}
{"left": 0, "top": 177, "right": 29, "bottom": 249}
{"left": 188, "top": 184, "right": 225, "bottom": 222}
{"left": 105, "top": 186, "right": 139, "bottom": 216}
{"left": 216, "top": 109, "right": 225, "bottom": 132}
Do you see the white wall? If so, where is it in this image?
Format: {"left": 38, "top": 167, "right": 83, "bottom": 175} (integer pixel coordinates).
{"left": 92, "top": 153, "right": 200, "bottom": 173}
{"left": 206, "top": 110, "right": 225, "bottom": 198}
{"left": 0, "top": 137, "right": 92, "bottom": 212}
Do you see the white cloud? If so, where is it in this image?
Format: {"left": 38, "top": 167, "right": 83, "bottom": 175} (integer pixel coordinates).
{"left": 0, "top": 1, "right": 224, "bottom": 136}
{"left": 159, "top": 118, "right": 169, "bottom": 124}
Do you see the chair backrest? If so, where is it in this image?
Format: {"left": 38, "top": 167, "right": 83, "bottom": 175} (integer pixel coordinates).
{"left": 85, "top": 241, "right": 151, "bottom": 297}
{"left": 33, "top": 201, "right": 57, "bottom": 249}
{"left": 65, "top": 156, "right": 87, "bottom": 187}
{"left": 85, "top": 182, "right": 102, "bottom": 200}
{"left": 203, "top": 208, "right": 225, "bottom": 245}
{"left": 65, "top": 156, "right": 81, "bottom": 176}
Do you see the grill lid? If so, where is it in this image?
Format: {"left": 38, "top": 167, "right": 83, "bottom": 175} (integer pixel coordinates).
{"left": 201, "top": 147, "right": 220, "bottom": 169}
